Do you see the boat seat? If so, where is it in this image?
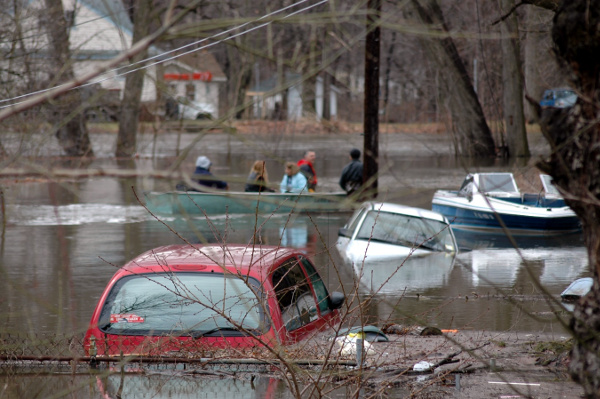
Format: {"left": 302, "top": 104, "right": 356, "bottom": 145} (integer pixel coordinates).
{"left": 521, "top": 193, "right": 540, "bottom": 206}
{"left": 539, "top": 197, "right": 564, "bottom": 208}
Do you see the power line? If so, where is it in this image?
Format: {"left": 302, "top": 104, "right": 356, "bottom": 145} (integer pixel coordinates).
{"left": 0, "top": 0, "right": 328, "bottom": 109}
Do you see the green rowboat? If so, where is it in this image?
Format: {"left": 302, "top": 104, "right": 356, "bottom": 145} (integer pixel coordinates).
{"left": 143, "top": 190, "right": 351, "bottom": 215}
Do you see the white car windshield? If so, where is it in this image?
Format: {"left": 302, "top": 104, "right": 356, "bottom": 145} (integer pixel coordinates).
{"left": 355, "top": 211, "right": 456, "bottom": 252}
{"left": 98, "top": 272, "right": 267, "bottom": 337}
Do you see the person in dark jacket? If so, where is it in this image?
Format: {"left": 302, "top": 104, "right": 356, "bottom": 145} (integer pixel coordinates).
{"left": 194, "top": 156, "right": 228, "bottom": 190}
{"left": 339, "top": 148, "right": 363, "bottom": 195}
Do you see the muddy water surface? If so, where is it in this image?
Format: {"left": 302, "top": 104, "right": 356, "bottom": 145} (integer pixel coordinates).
{"left": 0, "top": 131, "right": 586, "bottom": 397}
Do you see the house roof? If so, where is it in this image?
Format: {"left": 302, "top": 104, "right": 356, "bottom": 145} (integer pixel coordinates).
{"left": 171, "top": 51, "right": 227, "bottom": 81}
{"left": 11, "top": 0, "right": 225, "bottom": 83}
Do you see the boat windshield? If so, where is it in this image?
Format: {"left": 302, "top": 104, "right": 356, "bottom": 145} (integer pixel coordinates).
{"left": 98, "top": 272, "right": 268, "bottom": 336}
{"left": 540, "top": 174, "right": 561, "bottom": 197}
{"left": 355, "top": 211, "right": 456, "bottom": 253}
{"left": 477, "top": 174, "right": 519, "bottom": 194}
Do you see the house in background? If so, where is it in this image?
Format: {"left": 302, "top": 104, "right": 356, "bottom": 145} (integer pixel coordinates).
{"left": 70, "top": 0, "right": 226, "bottom": 119}
{"left": 162, "top": 52, "right": 227, "bottom": 119}
{"left": 3, "top": 0, "right": 225, "bottom": 120}
{"left": 315, "top": 76, "right": 340, "bottom": 121}
{"left": 246, "top": 72, "right": 338, "bottom": 121}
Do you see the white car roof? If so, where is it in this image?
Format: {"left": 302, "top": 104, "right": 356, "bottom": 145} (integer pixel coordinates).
{"left": 362, "top": 202, "right": 449, "bottom": 224}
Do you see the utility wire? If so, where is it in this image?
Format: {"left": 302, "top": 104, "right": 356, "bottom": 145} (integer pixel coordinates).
{"left": 0, "top": 0, "right": 328, "bottom": 109}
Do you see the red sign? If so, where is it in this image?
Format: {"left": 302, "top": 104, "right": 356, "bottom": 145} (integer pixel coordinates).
{"left": 110, "top": 314, "right": 145, "bottom": 323}
{"left": 164, "top": 72, "right": 213, "bottom": 82}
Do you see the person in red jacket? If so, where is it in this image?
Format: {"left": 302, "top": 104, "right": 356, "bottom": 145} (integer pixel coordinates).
{"left": 297, "top": 151, "right": 317, "bottom": 192}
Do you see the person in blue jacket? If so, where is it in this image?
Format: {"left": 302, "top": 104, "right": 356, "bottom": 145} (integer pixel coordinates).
{"left": 194, "top": 156, "right": 228, "bottom": 190}
{"left": 280, "top": 162, "right": 308, "bottom": 193}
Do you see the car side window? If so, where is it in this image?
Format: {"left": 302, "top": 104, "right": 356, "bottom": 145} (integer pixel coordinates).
{"left": 346, "top": 207, "right": 367, "bottom": 234}
{"left": 271, "top": 258, "right": 319, "bottom": 331}
{"left": 299, "top": 257, "right": 330, "bottom": 314}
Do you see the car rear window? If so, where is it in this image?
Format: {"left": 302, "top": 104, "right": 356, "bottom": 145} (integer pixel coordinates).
{"left": 98, "top": 272, "right": 268, "bottom": 337}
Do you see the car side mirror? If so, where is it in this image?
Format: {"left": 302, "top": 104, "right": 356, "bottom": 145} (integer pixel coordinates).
{"left": 329, "top": 291, "right": 345, "bottom": 310}
{"left": 338, "top": 227, "right": 350, "bottom": 237}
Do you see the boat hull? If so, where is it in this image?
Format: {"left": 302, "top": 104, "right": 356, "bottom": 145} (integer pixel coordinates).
{"left": 432, "top": 191, "right": 581, "bottom": 235}
{"left": 143, "top": 190, "right": 350, "bottom": 215}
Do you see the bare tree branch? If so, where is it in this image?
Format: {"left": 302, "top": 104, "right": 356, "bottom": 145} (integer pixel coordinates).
{"left": 0, "top": 0, "right": 200, "bottom": 122}
{"left": 492, "top": 0, "right": 559, "bottom": 25}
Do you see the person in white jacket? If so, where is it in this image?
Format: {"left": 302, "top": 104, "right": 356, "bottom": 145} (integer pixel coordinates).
{"left": 280, "top": 162, "right": 308, "bottom": 193}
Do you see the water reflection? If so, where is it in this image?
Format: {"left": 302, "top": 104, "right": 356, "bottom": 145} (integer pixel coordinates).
{"left": 280, "top": 219, "right": 309, "bottom": 247}
{"left": 461, "top": 246, "right": 588, "bottom": 290}
{"left": 3, "top": 132, "right": 585, "bottom": 398}
{"left": 4, "top": 203, "right": 148, "bottom": 225}
{"left": 352, "top": 252, "right": 456, "bottom": 295}
{"left": 96, "top": 373, "right": 282, "bottom": 399}
{"left": 453, "top": 228, "right": 584, "bottom": 251}
{"left": 351, "top": 229, "right": 588, "bottom": 333}
{"left": 0, "top": 374, "right": 286, "bottom": 399}
{"left": 452, "top": 229, "right": 588, "bottom": 290}
{"left": 146, "top": 212, "right": 331, "bottom": 251}
{"left": 0, "top": 133, "right": 590, "bottom": 338}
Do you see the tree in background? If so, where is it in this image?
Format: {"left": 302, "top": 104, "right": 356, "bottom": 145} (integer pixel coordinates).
{"left": 116, "top": 0, "right": 153, "bottom": 158}
{"left": 0, "top": 0, "right": 573, "bottom": 163}
{"left": 42, "top": 0, "right": 93, "bottom": 157}
{"left": 523, "top": 6, "right": 555, "bottom": 123}
{"left": 409, "top": 0, "right": 496, "bottom": 158}
{"left": 532, "top": 0, "right": 600, "bottom": 395}
{"left": 499, "top": 0, "right": 529, "bottom": 158}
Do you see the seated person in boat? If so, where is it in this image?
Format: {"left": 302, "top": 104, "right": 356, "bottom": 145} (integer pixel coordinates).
{"left": 193, "top": 156, "right": 229, "bottom": 190}
{"left": 297, "top": 150, "right": 317, "bottom": 192}
{"left": 245, "top": 160, "right": 275, "bottom": 192}
{"left": 280, "top": 162, "right": 308, "bottom": 193}
{"left": 339, "top": 148, "right": 363, "bottom": 195}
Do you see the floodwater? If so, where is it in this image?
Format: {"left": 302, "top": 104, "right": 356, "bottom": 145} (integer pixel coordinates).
{"left": 0, "top": 130, "right": 588, "bottom": 397}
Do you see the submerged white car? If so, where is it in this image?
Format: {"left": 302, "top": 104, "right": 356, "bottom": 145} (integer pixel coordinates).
{"left": 336, "top": 202, "right": 457, "bottom": 265}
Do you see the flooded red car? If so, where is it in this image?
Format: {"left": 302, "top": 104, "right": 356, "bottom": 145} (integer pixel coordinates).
{"left": 84, "top": 244, "right": 344, "bottom": 356}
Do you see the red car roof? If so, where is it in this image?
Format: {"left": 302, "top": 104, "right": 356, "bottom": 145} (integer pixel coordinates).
{"left": 117, "top": 244, "right": 301, "bottom": 280}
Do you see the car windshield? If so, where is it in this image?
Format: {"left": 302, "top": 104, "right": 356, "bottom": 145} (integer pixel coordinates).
{"left": 98, "top": 272, "right": 267, "bottom": 336}
{"left": 355, "top": 210, "right": 456, "bottom": 252}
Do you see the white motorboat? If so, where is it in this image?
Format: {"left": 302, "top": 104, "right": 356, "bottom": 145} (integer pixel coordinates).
{"left": 431, "top": 173, "right": 581, "bottom": 235}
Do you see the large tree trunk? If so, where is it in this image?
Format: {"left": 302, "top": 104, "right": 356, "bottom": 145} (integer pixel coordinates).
{"left": 301, "top": 24, "right": 319, "bottom": 117}
{"left": 410, "top": 0, "right": 496, "bottom": 158}
{"left": 536, "top": 2, "right": 600, "bottom": 396}
{"left": 116, "top": 0, "right": 152, "bottom": 157}
{"left": 382, "top": 30, "right": 397, "bottom": 120}
{"left": 500, "top": 0, "right": 529, "bottom": 158}
{"left": 363, "top": 0, "right": 380, "bottom": 199}
{"left": 44, "top": 0, "right": 93, "bottom": 157}
{"left": 523, "top": 6, "right": 551, "bottom": 123}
